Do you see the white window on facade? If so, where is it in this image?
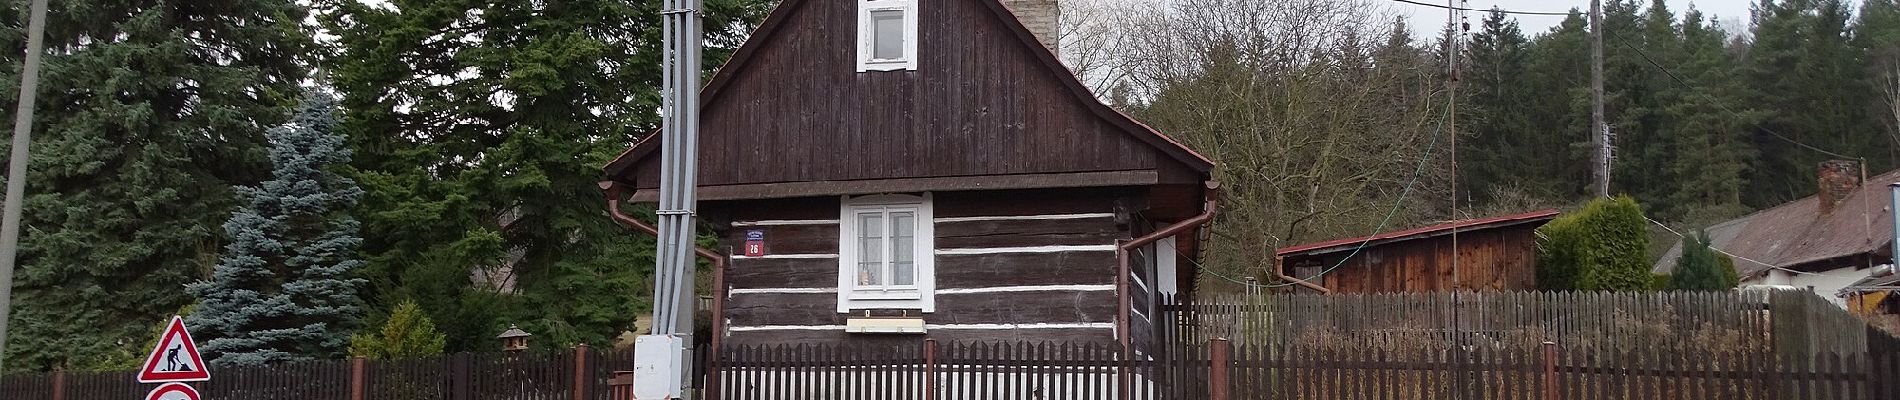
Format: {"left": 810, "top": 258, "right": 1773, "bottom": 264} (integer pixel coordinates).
{"left": 837, "top": 194, "right": 935, "bottom": 312}
{"left": 858, "top": 0, "right": 918, "bottom": 71}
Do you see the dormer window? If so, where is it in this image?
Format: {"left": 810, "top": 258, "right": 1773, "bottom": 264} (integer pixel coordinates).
{"left": 858, "top": 0, "right": 917, "bottom": 71}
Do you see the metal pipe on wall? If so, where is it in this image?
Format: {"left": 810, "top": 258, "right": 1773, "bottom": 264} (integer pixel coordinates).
{"left": 603, "top": 182, "right": 729, "bottom": 400}
{"left": 1116, "top": 181, "right": 1222, "bottom": 350}
{"left": 1114, "top": 181, "right": 1219, "bottom": 400}
{"left": 1270, "top": 256, "right": 1330, "bottom": 294}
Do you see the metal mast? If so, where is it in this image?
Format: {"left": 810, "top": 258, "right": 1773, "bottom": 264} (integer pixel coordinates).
{"left": 634, "top": 0, "right": 703, "bottom": 396}
{"left": 653, "top": 0, "right": 703, "bottom": 342}
{"left": 0, "top": 0, "right": 52, "bottom": 372}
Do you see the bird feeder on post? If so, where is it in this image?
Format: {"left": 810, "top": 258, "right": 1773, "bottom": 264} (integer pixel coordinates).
{"left": 498, "top": 325, "right": 532, "bottom": 353}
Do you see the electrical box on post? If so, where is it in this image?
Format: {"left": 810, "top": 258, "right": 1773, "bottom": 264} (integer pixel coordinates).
{"left": 632, "top": 335, "right": 692, "bottom": 399}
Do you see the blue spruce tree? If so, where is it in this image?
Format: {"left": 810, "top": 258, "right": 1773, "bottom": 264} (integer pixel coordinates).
{"left": 186, "top": 93, "right": 367, "bottom": 366}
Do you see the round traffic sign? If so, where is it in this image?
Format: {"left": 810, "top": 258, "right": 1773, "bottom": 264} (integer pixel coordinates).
{"left": 145, "top": 382, "right": 200, "bottom": 400}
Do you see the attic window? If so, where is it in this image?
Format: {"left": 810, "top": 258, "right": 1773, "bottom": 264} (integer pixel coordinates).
{"left": 858, "top": 0, "right": 917, "bottom": 71}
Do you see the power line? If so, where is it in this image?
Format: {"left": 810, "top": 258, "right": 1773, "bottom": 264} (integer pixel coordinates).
{"left": 1605, "top": 30, "right": 1861, "bottom": 161}
{"left": 1643, "top": 216, "right": 1817, "bottom": 276}
{"left": 1387, "top": 0, "right": 1573, "bottom": 16}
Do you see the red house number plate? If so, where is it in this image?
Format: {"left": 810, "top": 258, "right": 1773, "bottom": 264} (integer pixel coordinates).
{"left": 744, "top": 230, "right": 765, "bottom": 257}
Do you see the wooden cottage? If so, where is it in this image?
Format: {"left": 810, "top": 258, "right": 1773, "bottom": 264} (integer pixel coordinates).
{"left": 600, "top": 0, "right": 1216, "bottom": 351}
{"left": 1274, "top": 210, "right": 1558, "bottom": 293}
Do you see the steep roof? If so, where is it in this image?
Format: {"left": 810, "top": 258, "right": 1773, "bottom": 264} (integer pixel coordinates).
{"left": 1652, "top": 169, "right": 1900, "bottom": 278}
{"left": 1277, "top": 210, "right": 1561, "bottom": 257}
{"left": 601, "top": 0, "right": 1213, "bottom": 185}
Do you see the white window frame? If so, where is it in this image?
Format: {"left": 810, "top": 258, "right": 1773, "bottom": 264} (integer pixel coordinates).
{"left": 857, "top": 0, "right": 918, "bottom": 72}
{"left": 837, "top": 193, "right": 935, "bottom": 312}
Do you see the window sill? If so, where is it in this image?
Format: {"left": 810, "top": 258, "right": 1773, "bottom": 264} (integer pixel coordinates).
{"left": 848, "top": 290, "right": 922, "bottom": 301}
{"left": 837, "top": 297, "right": 931, "bottom": 313}
{"left": 858, "top": 61, "right": 914, "bottom": 72}
{"left": 845, "top": 317, "right": 926, "bottom": 334}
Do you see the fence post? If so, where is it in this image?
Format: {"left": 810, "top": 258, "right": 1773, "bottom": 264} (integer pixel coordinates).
{"left": 49, "top": 369, "right": 63, "bottom": 400}
{"left": 1209, "top": 338, "right": 1231, "bottom": 400}
{"left": 450, "top": 352, "right": 471, "bottom": 400}
{"left": 1118, "top": 344, "right": 1132, "bottom": 400}
{"left": 923, "top": 339, "right": 938, "bottom": 400}
{"left": 350, "top": 357, "right": 366, "bottom": 400}
{"left": 1541, "top": 342, "right": 1557, "bottom": 400}
{"left": 609, "top": 371, "right": 634, "bottom": 400}
{"left": 573, "top": 344, "right": 590, "bottom": 400}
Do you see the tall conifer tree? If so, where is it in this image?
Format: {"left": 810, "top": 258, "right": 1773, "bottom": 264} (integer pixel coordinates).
{"left": 1745, "top": 0, "right": 1879, "bottom": 206}
{"left": 1663, "top": 9, "right": 1758, "bottom": 223}
{"left": 0, "top": 0, "right": 316, "bottom": 370}
{"left": 1462, "top": 9, "right": 1537, "bottom": 202}
{"left": 186, "top": 93, "right": 366, "bottom": 366}
{"left": 1522, "top": 11, "right": 1595, "bottom": 199}
{"left": 316, "top": 0, "right": 771, "bottom": 349}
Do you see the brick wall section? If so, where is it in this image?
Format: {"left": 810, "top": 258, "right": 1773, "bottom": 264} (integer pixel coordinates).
{"left": 1001, "top": 0, "right": 1060, "bottom": 55}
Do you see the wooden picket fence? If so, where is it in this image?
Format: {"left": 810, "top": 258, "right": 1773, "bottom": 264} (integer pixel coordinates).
{"left": 1156, "top": 290, "right": 1875, "bottom": 357}
{"left": 8, "top": 290, "right": 1898, "bottom": 399}
{"left": 12, "top": 340, "right": 1895, "bottom": 400}
{"left": 711, "top": 339, "right": 1900, "bottom": 400}
{"left": 0, "top": 345, "right": 635, "bottom": 400}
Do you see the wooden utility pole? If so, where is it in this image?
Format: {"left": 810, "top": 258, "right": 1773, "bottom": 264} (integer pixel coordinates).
{"left": 1590, "top": 0, "right": 1609, "bottom": 197}
{"left": 1447, "top": 0, "right": 1461, "bottom": 287}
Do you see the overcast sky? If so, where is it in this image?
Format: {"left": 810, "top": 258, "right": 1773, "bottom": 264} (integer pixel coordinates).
{"left": 1393, "top": 1, "right": 1758, "bottom": 37}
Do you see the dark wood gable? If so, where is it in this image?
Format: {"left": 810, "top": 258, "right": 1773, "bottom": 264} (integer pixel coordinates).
{"left": 604, "top": 0, "right": 1212, "bottom": 199}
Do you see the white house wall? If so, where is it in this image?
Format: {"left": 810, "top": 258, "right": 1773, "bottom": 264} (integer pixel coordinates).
{"left": 1749, "top": 266, "right": 1870, "bottom": 307}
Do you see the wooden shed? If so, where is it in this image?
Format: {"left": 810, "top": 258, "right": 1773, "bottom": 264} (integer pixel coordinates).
{"left": 1274, "top": 210, "right": 1558, "bottom": 293}
{"left": 600, "top": 0, "right": 1216, "bottom": 352}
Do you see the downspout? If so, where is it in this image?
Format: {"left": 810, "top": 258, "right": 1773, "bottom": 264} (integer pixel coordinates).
{"left": 1115, "top": 181, "right": 1218, "bottom": 400}
{"left": 1271, "top": 255, "right": 1331, "bottom": 294}
{"left": 1117, "top": 181, "right": 1221, "bottom": 352}
{"left": 600, "top": 181, "right": 727, "bottom": 397}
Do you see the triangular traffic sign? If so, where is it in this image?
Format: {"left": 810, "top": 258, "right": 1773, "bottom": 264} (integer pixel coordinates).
{"left": 137, "top": 316, "right": 210, "bottom": 383}
{"left": 143, "top": 382, "right": 201, "bottom": 400}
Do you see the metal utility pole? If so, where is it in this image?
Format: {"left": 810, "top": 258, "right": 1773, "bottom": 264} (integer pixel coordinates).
{"left": 0, "top": 0, "right": 52, "bottom": 372}
{"left": 632, "top": 0, "right": 702, "bottom": 396}
{"left": 1590, "top": 0, "right": 1610, "bottom": 197}
{"left": 652, "top": 0, "right": 703, "bottom": 344}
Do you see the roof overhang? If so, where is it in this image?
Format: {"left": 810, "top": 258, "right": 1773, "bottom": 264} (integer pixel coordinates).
{"left": 625, "top": 170, "right": 1161, "bottom": 202}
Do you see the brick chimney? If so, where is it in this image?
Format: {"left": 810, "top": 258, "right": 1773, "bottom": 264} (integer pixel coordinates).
{"left": 1001, "top": 0, "right": 1060, "bottom": 55}
{"left": 1818, "top": 160, "right": 1862, "bottom": 215}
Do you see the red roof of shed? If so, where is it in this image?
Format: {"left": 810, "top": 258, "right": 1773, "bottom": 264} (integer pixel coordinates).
{"left": 1276, "top": 210, "right": 1562, "bottom": 257}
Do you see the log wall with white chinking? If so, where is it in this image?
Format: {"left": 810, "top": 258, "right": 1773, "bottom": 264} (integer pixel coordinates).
{"left": 708, "top": 188, "right": 1141, "bottom": 346}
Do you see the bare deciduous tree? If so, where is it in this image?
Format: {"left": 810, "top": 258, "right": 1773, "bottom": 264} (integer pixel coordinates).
{"left": 1065, "top": 0, "right": 1456, "bottom": 289}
